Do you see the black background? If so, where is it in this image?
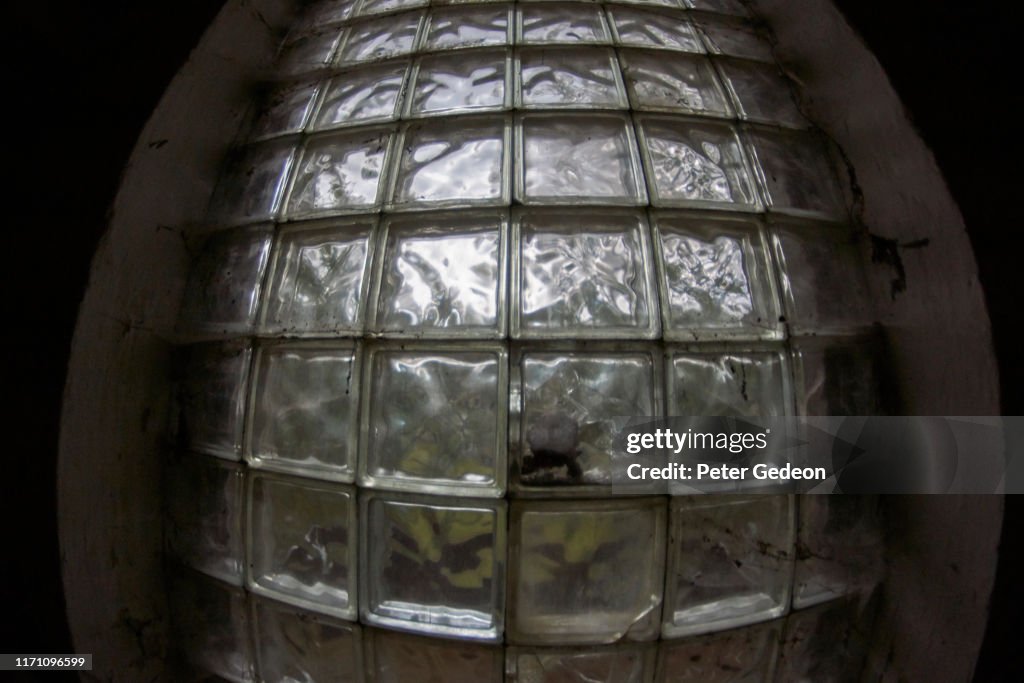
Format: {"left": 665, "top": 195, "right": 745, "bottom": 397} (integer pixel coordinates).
{"left": 1, "top": 0, "right": 1020, "bottom": 679}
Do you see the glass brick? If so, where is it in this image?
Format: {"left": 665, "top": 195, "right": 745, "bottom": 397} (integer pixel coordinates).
{"left": 260, "top": 218, "right": 375, "bottom": 335}
{"left": 313, "top": 63, "right": 409, "bottom": 130}
{"left": 356, "top": 0, "right": 429, "bottom": 18}
{"left": 619, "top": 49, "right": 731, "bottom": 117}
{"left": 360, "top": 492, "right": 507, "bottom": 639}
{"left": 607, "top": 7, "right": 704, "bottom": 52}
{"left": 390, "top": 117, "right": 508, "bottom": 209}
{"left": 278, "top": 29, "right": 345, "bottom": 75}
{"left": 507, "top": 644, "right": 655, "bottom": 682}
{"left": 508, "top": 498, "right": 666, "bottom": 644}
{"left": 286, "top": 129, "right": 392, "bottom": 218}
{"left": 791, "top": 336, "right": 886, "bottom": 416}
{"left": 248, "top": 342, "right": 359, "bottom": 481}
{"left": 366, "top": 628, "right": 503, "bottom": 682}
{"left": 165, "top": 453, "right": 245, "bottom": 584}
{"left": 794, "top": 496, "right": 884, "bottom": 608}
{"left": 248, "top": 80, "right": 321, "bottom": 140}
{"left": 776, "top": 597, "right": 874, "bottom": 682}
{"left": 337, "top": 12, "right": 424, "bottom": 65}
{"left": 694, "top": 15, "right": 775, "bottom": 63}
{"left": 653, "top": 212, "right": 779, "bottom": 340}
{"left": 668, "top": 349, "right": 791, "bottom": 417}
{"left": 685, "top": 0, "right": 751, "bottom": 17}
{"left": 359, "top": 343, "right": 507, "bottom": 495}
{"left": 514, "top": 209, "right": 658, "bottom": 338}
{"left": 664, "top": 496, "right": 794, "bottom": 637}
{"left": 372, "top": 212, "right": 506, "bottom": 337}
{"left": 424, "top": 5, "right": 512, "bottom": 51}
{"left": 209, "top": 140, "right": 296, "bottom": 224}
{"left": 247, "top": 473, "right": 357, "bottom": 619}
{"left": 517, "top": 47, "right": 627, "bottom": 109}
{"left": 253, "top": 596, "right": 362, "bottom": 683}
{"left": 656, "top": 621, "right": 780, "bottom": 682}
{"left": 745, "top": 128, "right": 846, "bottom": 219}
{"left": 638, "top": 117, "right": 759, "bottom": 210}
{"left": 519, "top": 113, "right": 645, "bottom": 204}
{"left": 518, "top": 3, "right": 610, "bottom": 45}
{"left": 717, "top": 59, "right": 807, "bottom": 128}
{"left": 179, "top": 342, "right": 251, "bottom": 459}
{"left": 515, "top": 348, "right": 661, "bottom": 491}
{"left": 616, "top": 0, "right": 683, "bottom": 7}
{"left": 408, "top": 50, "right": 511, "bottom": 117}
{"left": 293, "top": 0, "right": 360, "bottom": 33}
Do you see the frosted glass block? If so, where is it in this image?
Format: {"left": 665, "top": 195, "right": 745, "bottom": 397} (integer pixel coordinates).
{"left": 616, "top": 0, "right": 683, "bottom": 7}
{"left": 179, "top": 342, "right": 251, "bottom": 459}
{"left": 248, "top": 342, "right": 359, "bottom": 481}
{"left": 248, "top": 80, "right": 321, "bottom": 140}
{"left": 507, "top": 644, "right": 655, "bottom": 683}
{"left": 360, "top": 492, "right": 507, "bottom": 639}
{"left": 776, "top": 597, "right": 873, "bottom": 683}
{"left": 366, "top": 628, "right": 503, "bottom": 682}
{"left": 638, "top": 117, "right": 759, "bottom": 210}
{"left": 313, "top": 63, "right": 409, "bottom": 130}
{"left": 253, "top": 597, "right": 362, "bottom": 683}
{"left": 619, "top": 49, "right": 731, "bottom": 117}
{"left": 390, "top": 117, "right": 508, "bottom": 209}
{"left": 261, "top": 218, "right": 375, "bottom": 335}
{"left": 372, "top": 212, "right": 506, "bottom": 337}
{"left": 717, "top": 59, "right": 807, "bottom": 128}
{"left": 356, "top": 0, "right": 428, "bottom": 18}
{"left": 656, "top": 621, "right": 779, "bottom": 682}
{"left": 608, "top": 7, "right": 704, "bottom": 52}
{"left": 745, "top": 128, "right": 846, "bottom": 219}
{"left": 519, "top": 114, "right": 645, "bottom": 204}
{"left": 653, "top": 213, "right": 779, "bottom": 340}
{"left": 294, "top": 0, "right": 360, "bottom": 33}
{"left": 409, "top": 50, "right": 511, "bottom": 117}
{"left": 278, "top": 29, "right": 345, "bottom": 75}
{"left": 685, "top": 0, "right": 751, "bottom": 17}
{"left": 165, "top": 453, "right": 244, "bottom": 584}
{"left": 286, "top": 129, "right": 392, "bottom": 218}
{"left": 424, "top": 5, "right": 512, "bottom": 51}
{"left": 518, "top": 3, "right": 610, "bottom": 45}
{"left": 177, "top": 226, "right": 272, "bottom": 337}
{"left": 209, "top": 140, "right": 296, "bottom": 224}
{"left": 513, "top": 210, "right": 658, "bottom": 338}
{"left": 664, "top": 496, "right": 794, "bottom": 637}
{"left": 359, "top": 343, "right": 507, "bottom": 495}
{"left": 247, "top": 474, "right": 357, "bottom": 619}
{"left": 668, "top": 349, "right": 790, "bottom": 417}
{"left": 337, "top": 12, "right": 424, "bottom": 65}
{"left": 508, "top": 498, "right": 666, "bottom": 644}
{"left": 515, "top": 349, "right": 661, "bottom": 490}
{"left": 791, "top": 336, "right": 886, "bottom": 416}
{"left": 794, "top": 496, "right": 884, "bottom": 608}
{"left": 694, "top": 15, "right": 775, "bottom": 62}
{"left": 169, "top": 571, "right": 255, "bottom": 683}
{"left": 517, "top": 47, "right": 627, "bottom": 109}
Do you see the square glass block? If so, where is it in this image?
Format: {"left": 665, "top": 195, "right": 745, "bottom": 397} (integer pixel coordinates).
{"left": 619, "top": 49, "right": 731, "bottom": 117}
{"left": 771, "top": 222, "right": 872, "bottom": 334}
{"left": 261, "top": 218, "right": 375, "bottom": 335}
{"left": 313, "top": 63, "right": 409, "bottom": 130}
{"left": 514, "top": 210, "right": 658, "bottom": 338}
{"left": 178, "top": 227, "right": 272, "bottom": 337}
{"left": 356, "top": 0, "right": 429, "bottom": 18}
{"left": 656, "top": 621, "right": 780, "bottom": 682}
{"left": 294, "top": 0, "right": 360, "bottom": 32}
{"left": 664, "top": 496, "right": 794, "bottom": 637}
{"left": 668, "top": 349, "right": 790, "bottom": 416}
{"left": 408, "top": 50, "right": 511, "bottom": 117}
{"left": 168, "top": 571, "right": 255, "bottom": 683}
{"left": 776, "top": 597, "right": 873, "bottom": 682}
{"left": 209, "top": 140, "right": 296, "bottom": 224}
{"left": 336, "top": 12, "right": 424, "bottom": 65}
{"left": 653, "top": 213, "right": 779, "bottom": 340}
{"left": 685, "top": 0, "right": 751, "bottom": 17}
{"left": 508, "top": 498, "right": 666, "bottom": 644}
{"left": 286, "top": 128, "right": 392, "bottom": 218}
{"left": 248, "top": 80, "right": 321, "bottom": 140}
{"left": 390, "top": 117, "right": 508, "bottom": 209}
{"left": 372, "top": 212, "right": 506, "bottom": 337}
{"left": 519, "top": 113, "right": 645, "bottom": 204}
{"left": 694, "top": 16, "right": 775, "bottom": 62}
{"left": 507, "top": 644, "right": 655, "bottom": 683}
{"left": 791, "top": 336, "right": 886, "bottom": 416}
{"left": 794, "top": 496, "right": 883, "bottom": 608}
{"left": 424, "top": 5, "right": 512, "bottom": 51}
{"left": 179, "top": 342, "right": 251, "bottom": 459}
{"left": 248, "top": 342, "right": 359, "bottom": 481}
{"left": 165, "top": 453, "right": 245, "bottom": 584}
{"left": 516, "top": 349, "right": 661, "bottom": 490}
{"left": 366, "top": 628, "right": 503, "bottom": 682}
{"left": 359, "top": 344, "right": 507, "bottom": 495}
{"left": 517, "top": 3, "right": 610, "bottom": 45}
{"left": 745, "top": 128, "right": 846, "bottom": 219}
{"left": 607, "top": 7, "right": 704, "bottom": 52}
{"left": 277, "top": 29, "right": 345, "bottom": 75}
{"left": 717, "top": 59, "right": 807, "bottom": 128}
{"left": 253, "top": 596, "right": 362, "bottom": 683}
{"left": 517, "top": 47, "right": 627, "bottom": 109}
{"left": 637, "top": 117, "right": 758, "bottom": 210}
{"left": 360, "top": 492, "right": 507, "bottom": 639}
{"left": 247, "top": 474, "right": 357, "bottom": 619}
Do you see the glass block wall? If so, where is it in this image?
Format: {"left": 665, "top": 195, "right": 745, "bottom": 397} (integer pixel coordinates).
{"left": 167, "top": 0, "right": 886, "bottom": 680}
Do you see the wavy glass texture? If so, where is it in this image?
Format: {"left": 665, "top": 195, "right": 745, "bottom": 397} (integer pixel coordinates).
{"left": 717, "top": 59, "right": 807, "bottom": 128}
{"left": 745, "top": 128, "right": 846, "bottom": 218}
{"left": 248, "top": 80, "right": 320, "bottom": 140}
{"left": 337, "top": 12, "right": 423, "bottom": 65}
{"left": 287, "top": 130, "right": 391, "bottom": 217}
{"left": 669, "top": 350, "right": 790, "bottom": 417}
{"left": 356, "top": 0, "right": 429, "bottom": 17}
{"left": 518, "top": 3, "right": 610, "bottom": 45}
{"left": 277, "top": 29, "right": 344, "bottom": 75}
{"left": 410, "top": 50, "right": 509, "bottom": 116}
{"left": 424, "top": 5, "right": 511, "bottom": 50}
{"left": 694, "top": 15, "right": 775, "bottom": 62}
{"left": 313, "top": 63, "right": 408, "bottom": 130}
{"left": 607, "top": 7, "right": 704, "bottom": 51}
{"left": 620, "top": 50, "right": 732, "bottom": 117}
{"left": 518, "top": 47, "right": 626, "bottom": 108}
{"left": 209, "top": 141, "right": 295, "bottom": 224}
{"left": 253, "top": 597, "right": 362, "bottom": 683}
